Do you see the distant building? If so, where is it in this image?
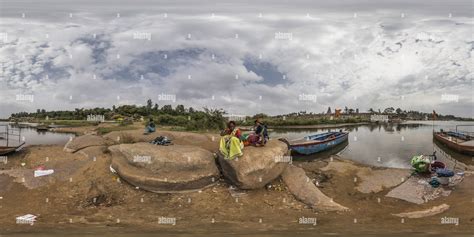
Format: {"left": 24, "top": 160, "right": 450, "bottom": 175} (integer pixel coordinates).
{"left": 370, "top": 114, "right": 389, "bottom": 122}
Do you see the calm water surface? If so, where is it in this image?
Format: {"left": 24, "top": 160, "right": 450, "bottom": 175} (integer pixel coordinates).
{"left": 0, "top": 122, "right": 75, "bottom": 147}
{"left": 271, "top": 121, "right": 474, "bottom": 168}
{"left": 1, "top": 121, "right": 472, "bottom": 168}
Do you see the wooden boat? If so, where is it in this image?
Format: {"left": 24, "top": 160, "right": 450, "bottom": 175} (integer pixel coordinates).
{"left": 36, "top": 124, "right": 50, "bottom": 131}
{"left": 433, "top": 130, "right": 474, "bottom": 155}
{"left": 0, "top": 142, "right": 25, "bottom": 155}
{"left": 288, "top": 131, "right": 349, "bottom": 155}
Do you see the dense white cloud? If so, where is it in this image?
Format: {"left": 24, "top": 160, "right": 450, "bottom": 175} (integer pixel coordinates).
{"left": 0, "top": 0, "right": 472, "bottom": 118}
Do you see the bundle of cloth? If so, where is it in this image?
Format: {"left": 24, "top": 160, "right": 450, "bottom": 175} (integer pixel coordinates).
{"left": 411, "top": 155, "right": 432, "bottom": 173}
{"left": 150, "top": 136, "right": 172, "bottom": 146}
{"left": 411, "top": 153, "right": 456, "bottom": 188}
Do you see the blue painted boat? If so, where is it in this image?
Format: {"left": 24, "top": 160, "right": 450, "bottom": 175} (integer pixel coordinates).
{"left": 289, "top": 131, "right": 349, "bottom": 155}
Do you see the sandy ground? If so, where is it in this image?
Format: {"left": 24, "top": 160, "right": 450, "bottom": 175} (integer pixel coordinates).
{"left": 0, "top": 130, "right": 473, "bottom": 236}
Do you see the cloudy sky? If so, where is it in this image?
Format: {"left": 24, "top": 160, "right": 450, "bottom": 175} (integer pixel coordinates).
{"left": 0, "top": 0, "right": 472, "bottom": 118}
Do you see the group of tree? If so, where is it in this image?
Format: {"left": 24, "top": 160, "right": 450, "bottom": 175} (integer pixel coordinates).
{"left": 10, "top": 99, "right": 226, "bottom": 130}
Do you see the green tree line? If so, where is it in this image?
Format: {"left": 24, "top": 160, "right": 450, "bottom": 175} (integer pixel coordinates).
{"left": 10, "top": 99, "right": 226, "bottom": 131}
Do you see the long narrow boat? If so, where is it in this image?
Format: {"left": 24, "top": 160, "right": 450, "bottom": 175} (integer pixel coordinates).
{"left": 0, "top": 142, "right": 25, "bottom": 155}
{"left": 288, "top": 131, "right": 349, "bottom": 155}
{"left": 433, "top": 130, "right": 474, "bottom": 155}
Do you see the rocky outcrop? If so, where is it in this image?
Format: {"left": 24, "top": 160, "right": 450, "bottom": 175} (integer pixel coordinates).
{"left": 282, "top": 165, "right": 349, "bottom": 212}
{"left": 64, "top": 134, "right": 109, "bottom": 153}
{"left": 321, "top": 158, "right": 411, "bottom": 193}
{"left": 217, "top": 139, "right": 289, "bottom": 189}
{"left": 109, "top": 143, "right": 219, "bottom": 193}
{"left": 77, "top": 146, "right": 108, "bottom": 159}
{"left": 393, "top": 204, "right": 450, "bottom": 218}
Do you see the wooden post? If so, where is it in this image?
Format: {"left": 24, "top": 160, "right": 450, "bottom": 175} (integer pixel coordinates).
{"left": 6, "top": 126, "right": 9, "bottom": 147}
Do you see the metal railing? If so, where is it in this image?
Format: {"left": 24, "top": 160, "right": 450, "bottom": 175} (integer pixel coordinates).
{"left": 455, "top": 125, "right": 474, "bottom": 137}
{"left": 0, "top": 125, "right": 22, "bottom": 147}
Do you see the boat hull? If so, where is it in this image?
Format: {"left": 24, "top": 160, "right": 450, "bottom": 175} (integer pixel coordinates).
{"left": 0, "top": 143, "right": 25, "bottom": 156}
{"left": 433, "top": 132, "right": 474, "bottom": 155}
{"left": 290, "top": 132, "right": 349, "bottom": 155}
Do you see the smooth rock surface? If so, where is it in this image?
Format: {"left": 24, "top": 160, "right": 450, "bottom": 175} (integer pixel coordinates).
{"left": 217, "top": 139, "right": 289, "bottom": 189}
{"left": 282, "top": 165, "right": 349, "bottom": 212}
{"left": 64, "top": 134, "right": 109, "bottom": 153}
{"left": 104, "top": 130, "right": 218, "bottom": 152}
{"left": 321, "top": 159, "right": 411, "bottom": 193}
{"left": 109, "top": 143, "right": 219, "bottom": 193}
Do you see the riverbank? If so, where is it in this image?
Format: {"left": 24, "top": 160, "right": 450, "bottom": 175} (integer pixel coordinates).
{"left": 0, "top": 128, "right": 472, "bottom": 235}
{"left": 50, "top": 123, "right": 138, "bottom": 136}
{"left": 268, "top": 122, "right": 370, "bottom": 130}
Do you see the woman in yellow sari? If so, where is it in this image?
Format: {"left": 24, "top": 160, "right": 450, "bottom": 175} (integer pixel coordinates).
{"left": 219, "top": 121, "right": 244, "bottom": 160}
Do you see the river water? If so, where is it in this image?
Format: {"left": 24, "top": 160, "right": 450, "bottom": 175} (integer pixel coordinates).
{"left": 1, "top": 121, "right": 472, "bottom": 168}
{"left": 271, "top": 120, "right": 474, "bottom": 169}
{"left": 0, "top": 122, "right": 74, "bottom": 147}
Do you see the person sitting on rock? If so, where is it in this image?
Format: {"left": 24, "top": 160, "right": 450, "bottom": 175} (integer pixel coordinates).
{"left": 253, "top": 119, "right": 269, "bottom": 146}
{"left": 245, "top": 119, "right": 269, "bottom": 147}
{"left": 144, "top": 118, "right": 156, "bottom": 134}
{"left": 219, "top": 121, "right": 244, "bottom": 160}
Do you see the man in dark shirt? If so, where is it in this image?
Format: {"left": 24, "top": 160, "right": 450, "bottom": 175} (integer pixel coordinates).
{"left": 254, "top": 119, "right": 269, "bottom": 146}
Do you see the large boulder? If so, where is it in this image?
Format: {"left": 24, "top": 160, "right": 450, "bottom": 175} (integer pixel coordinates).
{"left": 217, "top": 139, "right": 289, "bottom": 189}
{"left": 320, "top": 158, "right": 411, "bottom": 193}
{"left": 103, "top": 130, "right": 218, "bottom": 152}
{"left": 109, "top": 143, "right": 219, "bottom": 193}
{"left": 64, "top": 134, "right": 109, "bottom": 153}
{"left": 77, "top": 146, "right": 108, "bottom": 159}
{"left": 282, "top": 165, "right": 349, "bottom": 211}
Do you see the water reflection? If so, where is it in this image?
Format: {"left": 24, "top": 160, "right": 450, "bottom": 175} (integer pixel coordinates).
{"left": 291, "top": 140, "right": 349, "bottom": 162}
{"left": 271, "top": 121, "right": 474, "bottom": 169}
{"left": 0, "top": 122, "right": 75, "bottom": 147}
